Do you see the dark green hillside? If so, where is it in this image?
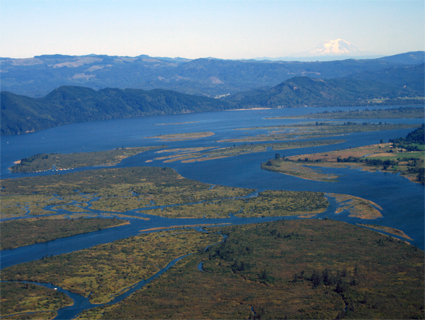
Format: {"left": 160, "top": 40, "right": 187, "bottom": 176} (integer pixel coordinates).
{"left": 1, "top": 86, "right": 230, "bottom": 135}
{"left": 228, "top": 74, "right": 424, "bottom": 108}
{"left": 347, "top": 63, "right": 425, "bottom": 93}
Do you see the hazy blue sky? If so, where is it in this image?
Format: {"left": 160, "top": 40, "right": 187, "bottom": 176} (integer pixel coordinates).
{"left": 1, "top": 0, "right": 424, "bottom": 59}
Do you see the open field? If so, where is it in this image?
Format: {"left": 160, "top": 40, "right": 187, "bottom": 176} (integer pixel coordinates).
{"left": 10, "top": 146, "right": 163, "bottom": 173}
{"left": 1, "top": 218, "right": 128, "bottom": 250}
{"left": 78, "top": 219, "right": 424, "bottom": 319}
{"left": 1, "top": 282, "right": 73, "bottom": 320}
{"left": 261, "top": 158, "right": 340, "bottom": 182}
{"left": 263, "top": 141, "right": 424, "bottom": 184}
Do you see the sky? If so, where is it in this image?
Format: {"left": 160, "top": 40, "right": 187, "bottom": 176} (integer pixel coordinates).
{"left": 1, "top": 0, "right": 424, "bottom": 60}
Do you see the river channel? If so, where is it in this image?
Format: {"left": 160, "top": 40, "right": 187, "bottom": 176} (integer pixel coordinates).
{"left": 1, "top": 105, "right": 424, "bottom": 318}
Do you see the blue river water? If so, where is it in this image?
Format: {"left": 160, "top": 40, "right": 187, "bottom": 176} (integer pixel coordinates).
{"left": 1, "top": 105, "right": 424, "bottom": 318}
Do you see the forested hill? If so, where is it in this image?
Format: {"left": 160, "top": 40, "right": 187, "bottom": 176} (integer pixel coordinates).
{"left": 2, "top": 68, "right": 424, "bottom": 135}
{"left": 0, "top": 86, "right": 230, "bottom": 135}
{"left": 226, "top": 74, "right": 424, "bottom": 108}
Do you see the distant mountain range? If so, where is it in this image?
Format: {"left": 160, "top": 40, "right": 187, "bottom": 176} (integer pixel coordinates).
{"left": 1, "top": 51, "right": 424, "bottom": 98}
{"left": 2, "top": 61, "right": 423, "bottom": 135}
{"left": 1, "top": 51, "right": 423, "bottom": 135}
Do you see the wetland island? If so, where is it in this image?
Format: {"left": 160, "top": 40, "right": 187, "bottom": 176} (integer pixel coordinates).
{"left": 1, "top": 51, "right": 424, "bottom": 320}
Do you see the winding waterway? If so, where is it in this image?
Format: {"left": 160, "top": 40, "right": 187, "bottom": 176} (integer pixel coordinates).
{"left": 1, "top": 105, "right": 424, "bottom": 318}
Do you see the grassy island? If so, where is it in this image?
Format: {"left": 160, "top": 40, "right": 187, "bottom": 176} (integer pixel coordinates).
{"left": 328, "top": 193, "right": 383, "bottom": 220}
{"left": 10, "top": 146, "right": 163, "bottom": 173}
{"left": 145, "top": 132, "right": 214, "bottom": 141}
{"left": 1, "top": 167, "right": 254, "bottom": 218}
{"left": 1, "top": 218, "right": 128, "bottom": 250}
{"left": 1, "top": 282, "right": 72, "bottom": 320}
{"left": 143, "top": 190, "right": 328, "bottom": 219}
{"left": 222, "top": 123, "right": 419, "bottom": 143}
{"left": 153, "top": 140, "right": 345, "bottom": 163}
{"left": 78, "top": 219, "right": 424, "bottom": 319}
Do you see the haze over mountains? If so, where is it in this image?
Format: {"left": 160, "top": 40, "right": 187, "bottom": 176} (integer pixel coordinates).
{"left": 1, "top": 51, "right": 424, "bottom": 98}
{"left": 1, "top": 51, "right": 424, "bottom": 135}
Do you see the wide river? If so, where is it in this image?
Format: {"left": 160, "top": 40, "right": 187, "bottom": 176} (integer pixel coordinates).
{"left": 1, "top": 105, "right": 424, "bottom": 270}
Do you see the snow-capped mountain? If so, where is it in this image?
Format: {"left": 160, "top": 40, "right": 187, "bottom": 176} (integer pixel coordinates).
{"left": 309, "top": 39, "right": 364, "bottom": 56}
{"left": 284, "top": 39, "right": 377, "bottom": 61}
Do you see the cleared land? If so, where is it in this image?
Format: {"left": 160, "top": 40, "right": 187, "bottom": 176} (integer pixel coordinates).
{"left": 78, "top": 220, "right": 424, "bottom": 319}
{"left": 10, "top": 146, "right": 162, "bottom": 173}
{"left": 262, "top": 142, "right": 424, "bottom": 184}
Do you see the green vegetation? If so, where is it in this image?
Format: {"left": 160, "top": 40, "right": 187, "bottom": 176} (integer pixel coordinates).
{"left": 357, "top": 224, "right": 413, "bottom": 240}
{"left": 144, "top": 190, "right": 328, "bottom": 219}
{"left": 262, "top": 158, "right": 340, "bottom": 182}
{"left": 1, "top": 282, "right": 72, "bottom": 320}
{"left": 262, "top": 126, "right": 425, "bottom": 185}
{"left": 1, "top": 167, "right": 254, "bottom": 217}
{"left": 145, "top": 132, "right": 214, "bottom": 141}
{"left": 3, "top": 59, "right": 423, "bottom": 135}
{"left": 1, "top": 86, "right": 230, "bottom": 135}
{"left": 328, "top": 193, "right": 383, "bottom": 220}
{"left": 267, "top": 106, "right": 424, "bottom": 120}
{"left": 79, "top": 220, "right": 424, "bottom": 319}
{"left": 225, "top": 123, "right": 419, "bottom": 143}
{"left": 2, "top": 229, "right": 221, "bottom": 304}
{"left": 10, "top": 146, "right": 163, "bottom": 173}
{"left": 227, "top": 74, "right": 424, "bottom": 108}
{"left": 1, "top": 218, "right": 128, "bottom": 250}
{"left": 154, "top": 140, "right": 345, "bottom": 163}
